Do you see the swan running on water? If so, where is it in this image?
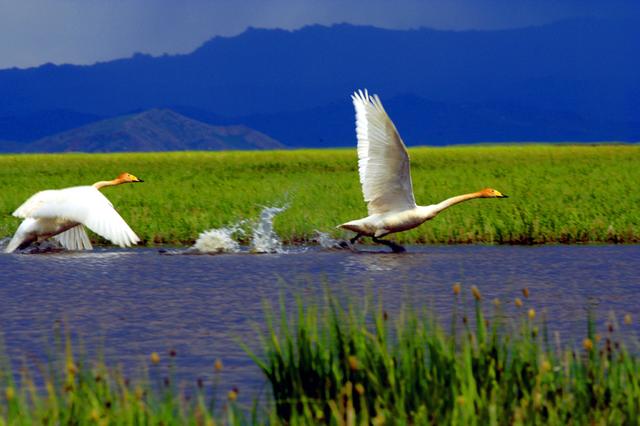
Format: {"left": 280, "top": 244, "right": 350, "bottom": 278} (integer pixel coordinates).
{"left": 338, "top": 90, "right": 508, "bottom": 252}
{"left": 5, "top": 173, "right": 143, "bottom": 253}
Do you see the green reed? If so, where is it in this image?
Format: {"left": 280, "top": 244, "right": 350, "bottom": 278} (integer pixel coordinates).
{"left": 0, "top": 286, "right": 637, "bottom": 424}
{"left": 1, "top": 145, "right": 639, "bottom": 245}
{"left": 246, "top": 287, "right": 639, "bottom": 425}
{"left": 0, "top": 330, "right": 249, "bottom": 425}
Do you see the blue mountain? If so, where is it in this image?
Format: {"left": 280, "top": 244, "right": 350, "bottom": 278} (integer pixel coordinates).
{"left": 0, "top": 18, "right": 638, "bottom": 148}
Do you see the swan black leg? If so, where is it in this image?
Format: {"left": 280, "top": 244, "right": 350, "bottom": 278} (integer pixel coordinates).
{"left": 372, "top": 236, "right": 406, "bottom": 253}
{"left": 338, "top": 233, "right": 362, "bottom": 249}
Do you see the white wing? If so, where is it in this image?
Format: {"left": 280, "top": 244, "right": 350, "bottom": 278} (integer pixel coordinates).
{"left": 53, "top": 225, "right": 93, "bottom": 250}
{"left": 13, "top": 189, "right": 61, "bottom": 218}
{"left": 352, "top": 89, "right": 416, "bottom": 215}
{"left": 13, "top": 186, "right": 140, "bottom": 248}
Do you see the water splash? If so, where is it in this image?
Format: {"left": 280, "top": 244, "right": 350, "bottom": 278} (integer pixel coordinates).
{"left": 0, "top": 237, "right": 66, "bottom": 254}
{"left": 313, "top": 231, "right": 345, "bottom": 249}
{"left": 192, "top": 222, "right": 245, "bottom": 254}
{"left": 192, "top": 205, "right": 288, "bottom": 254}
{"left": 250, "top": 206, "right": 288, "bottom": 253}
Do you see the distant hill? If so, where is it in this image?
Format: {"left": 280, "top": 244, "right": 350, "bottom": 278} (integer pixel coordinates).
{"left": 174, "top": 95, "right": 640, "bottom": 148}
{"left": 0, "top": 19, "right": 638, "bottom": 146}
{"left": 2, "top": 109, "right": 284, "bottom": 153}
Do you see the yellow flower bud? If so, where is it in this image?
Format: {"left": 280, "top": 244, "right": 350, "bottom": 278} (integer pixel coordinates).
{"left": 214, "top": 359, "right": 223, "bottom": 372}
{"left": 5, "top": 387, "right": 14, "bottom": 401}
{"left": 348, "top": 355, "right": 359, "bottom": 371}
{"left": 90, "top": 409, "right": 100, "bottom": 421}
{"left": 228, "top": 390, "right": 238, "bottom": 401}
{"left": 528, "top": 308, "right": 536, "bottom": 320}
{"left": 583, "top": 338, "right": 593, "bottom": 351}
{"left": 67, "top": 361, "right": 78, "bottom": 375}
{"left": 624, "top": 314, "right": 632, "bottom": 325}
{"left": 522, "top": 287, "right": 529, "bottom": 298}
{"left": 515, "top": 298, "right": 523, "bottom": 308}
{"left": 471, "top": 285, "right": 481, "bottom": 301}
{"left": 453, "top": 283, "right": 461, "bottom": 295}
{"left": 150, "top": 352, "right": 160, "bottom": 365}
{"left": 135, "top": 385, "right": 144, "bottom": 400}
{"left": 541, "top": 360, "right": 551, "bottom": 373}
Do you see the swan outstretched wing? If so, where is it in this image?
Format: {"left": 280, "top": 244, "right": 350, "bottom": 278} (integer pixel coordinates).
{"left": 15, "top": 186, "right": 140, "bottom": 248}
{"left": 352, "top": 89, "right": 416, "bottom": 215}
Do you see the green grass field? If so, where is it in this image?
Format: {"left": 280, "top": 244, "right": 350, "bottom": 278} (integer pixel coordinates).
{"left": 1, "top": 144, "right": 639, "bottom": 246}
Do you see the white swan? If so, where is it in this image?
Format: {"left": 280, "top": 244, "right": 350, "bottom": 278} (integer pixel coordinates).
{"left": 5, "top": 173, "right": 143, "bottom": 253}
{"left": 338, "top": 90, "right": 508, "bottom": 252}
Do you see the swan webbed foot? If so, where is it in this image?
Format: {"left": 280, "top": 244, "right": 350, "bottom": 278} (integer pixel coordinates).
{"left": 338, "top": 236, "right": 359, "bottom": 251}
{"left": 372, "top": 236, "right": 406, "bottom": 253}
{"left": 349, "top": 233, "right": 362, "bottom": 245}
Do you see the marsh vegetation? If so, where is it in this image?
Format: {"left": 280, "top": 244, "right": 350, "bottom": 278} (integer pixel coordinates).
{"left": 0, "top": 287, "right": 637, "bottom": 424}
{"left": 1, "top": 145, "right": 638, "bottom": 246}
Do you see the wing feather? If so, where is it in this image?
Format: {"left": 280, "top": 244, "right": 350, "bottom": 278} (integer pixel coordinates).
{"left": 53, "top": 225, "right": 93, "bottom": 250}
{"left": 352, "top": 89, "right": 416, "bottom": 215}
{"left": 18, "top": 186, "right": 140, "bottom": 248}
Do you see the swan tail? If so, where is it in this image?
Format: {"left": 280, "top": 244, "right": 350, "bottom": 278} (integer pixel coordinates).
{"left": 4, "top": 219, "right": 37, "bottom": 253}
{"left": 337, "top": 219, "right": 372, "bottom": 235}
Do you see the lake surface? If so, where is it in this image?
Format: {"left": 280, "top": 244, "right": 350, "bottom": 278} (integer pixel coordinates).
{"left": 0, "top": 245, "right": 638, "bottom": 400}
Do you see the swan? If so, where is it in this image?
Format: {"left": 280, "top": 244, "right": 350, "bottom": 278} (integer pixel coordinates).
{"left": 338, "top": 90, "right": 508, "bottom": 252}
{"left": 5, "top": 173, "right": 143, "bottom": 253}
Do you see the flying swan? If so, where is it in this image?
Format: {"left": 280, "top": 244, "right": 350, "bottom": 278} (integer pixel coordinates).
{"left": 5, "top": 173, "right": 143, "bottom": 253}
{"left": 338, "top": 90, "right": 508, "bottom": 252}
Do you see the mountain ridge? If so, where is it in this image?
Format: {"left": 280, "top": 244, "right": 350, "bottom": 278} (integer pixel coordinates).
{"left": 0, "top": 19, "right": 638, "bottom": 147}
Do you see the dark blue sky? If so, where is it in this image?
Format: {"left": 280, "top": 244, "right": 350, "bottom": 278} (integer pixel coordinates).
{"left": 1, "top": 0, "right": 638, "bottom": 69}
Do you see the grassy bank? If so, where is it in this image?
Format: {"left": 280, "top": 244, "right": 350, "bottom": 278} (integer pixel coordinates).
{"left": 0, "top": 287, "right": 637, "bottom": 424}
{"left": 1, "top": 145, "right": 639, "bottom": 245}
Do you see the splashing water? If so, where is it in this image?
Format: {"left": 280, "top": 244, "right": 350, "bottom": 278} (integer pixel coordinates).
{"left": 192, "top": 205, "right": 288, "bottom": 254}
{"left": 192, "top": 223, "right": 245, "bottom": 254}
{"left": 0, "top": 238, "right": 9, "bottom": 252}
{"left": 0, "top": 237, "right": 66, "bottom": 254}
{"left": 250, "top": 206, "right": 288, "bottom": 253}
{"left": 313, "top": 231, "right": 345, "bottom": 249}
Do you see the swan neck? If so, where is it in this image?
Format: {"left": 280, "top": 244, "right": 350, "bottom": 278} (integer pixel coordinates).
{"left": 432, "top": 191, "right": 483, "bottom": 215}
{"left": 93, "top": 179, "right": 122, "bottom": 190}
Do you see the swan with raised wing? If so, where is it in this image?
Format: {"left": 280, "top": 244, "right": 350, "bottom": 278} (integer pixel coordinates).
{"left": 338, "top": 90, "right": 508, "bottom": 252}
{"left": 5, "top": 172, "right": 143, "bottom": 253}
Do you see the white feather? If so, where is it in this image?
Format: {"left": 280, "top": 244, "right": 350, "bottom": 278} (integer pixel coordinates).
{"left": 351, "top": 89, "right": 416, "bottom": 215}
{"left": 6, "top": 185, "right": 139, "bottom": 252}
{"left": 340, "top": 90, "right": 507, "bottom": 248}
{"left": 53, "top": 225, "right": 93, "bottom": 250}
{"left": 4, "top": 218, "right": 37, "bottom": 253}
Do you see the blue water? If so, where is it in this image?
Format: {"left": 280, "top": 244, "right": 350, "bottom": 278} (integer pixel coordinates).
{"left": 0, "top": 245, "right": 638, "bottom": 400}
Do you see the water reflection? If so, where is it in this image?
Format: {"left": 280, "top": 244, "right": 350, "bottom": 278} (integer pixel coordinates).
{"left": 342, "top": 251, "right": 414, "bottom": 272}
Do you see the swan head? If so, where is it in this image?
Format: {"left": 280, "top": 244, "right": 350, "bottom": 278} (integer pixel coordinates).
{"left": 480, "top": 188, "right": 508, "bottom": 198}
{"left": 116, "top": 172, "right": 144, "bottom": 183}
